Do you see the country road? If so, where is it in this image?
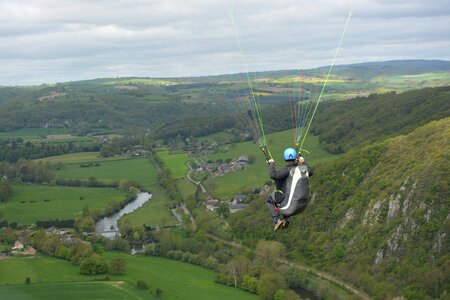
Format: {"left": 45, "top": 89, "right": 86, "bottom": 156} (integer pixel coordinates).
{"left": 185, "top": 160, "right": 206, "bottom": 193}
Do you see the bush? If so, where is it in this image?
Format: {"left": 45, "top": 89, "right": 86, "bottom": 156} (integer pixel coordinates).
{"left": 25, "top": 277, "right": 31, "bottom": 284}
{"left": 136, "top": 280, "right": 148, "bottom": 290}
{"left": 80, "top": 254, "right": 108, "bottom": 275}
{"left": 241, "top": 275, "right": 258, "bottom": 293}
{"left": 155, "top": 288, "right": 163, "bottom": 298}
{"left": 109, "top": 257, "right": 126, "bottom": 275}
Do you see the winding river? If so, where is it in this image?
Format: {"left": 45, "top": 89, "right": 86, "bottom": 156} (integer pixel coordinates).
{"left": 95, "top": 192, "right": 151, "bottom": 239}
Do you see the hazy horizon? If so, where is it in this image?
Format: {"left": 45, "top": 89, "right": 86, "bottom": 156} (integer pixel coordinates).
{"left": 1, "top": 0, "right": 450, "bottom": 85}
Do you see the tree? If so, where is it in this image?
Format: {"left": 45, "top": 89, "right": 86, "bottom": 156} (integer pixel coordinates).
{"left": 55, "top": 245, "right": 71, "bottom": 259}
{"left": 217, "top": 202, "right": 230, "bottom": 219}
{"left": 255, "top": 240, "right": 285, "bottom": 269}
{"left": 0, "top": 181, "right": 12, "bottom": 202}
{"left": 241, "top": 275, "right": 258, "bottom": 293}
{"left": 274, "top": 289, "right": 285, "bottom": 300}
{"left": 70, "top": 242, "right": 93, "bottom": 265}
{"left": 76, "top": 216, "right": 95, "bottom": 232}
{"left": 109, "top": 257, "right": 126, "bottom": 275}
{"left": 80, "top": 254, "right": 108, "bottom": 275}
{"left": 225, "top": 256, "right": 250, "bottom": 287}
{"left": 25, "top": 277, "right": 31, "bottom": 284}
{"left": 283, "top": 289, "right": 301, "bottom": 300}
{"left": 257, "top": 272, "right": 287, "bottom": 300}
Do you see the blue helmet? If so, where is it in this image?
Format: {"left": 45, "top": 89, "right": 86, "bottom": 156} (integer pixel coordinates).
{"left": 283, "top": 148, "right": 297, "bottom": 161}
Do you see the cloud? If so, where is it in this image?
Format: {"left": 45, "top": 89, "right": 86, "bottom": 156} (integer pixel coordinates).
{"left": 0, "top": 0, "right": 449, "bottom": 85}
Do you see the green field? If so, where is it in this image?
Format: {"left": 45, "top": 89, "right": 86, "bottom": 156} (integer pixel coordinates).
{"left": 36, "top": 152, "right": 122, "bottom": 164}
{"left": 176, "top": 179, "right": 197, "bottom": 200}
{"left": 0, "top": 185, "right": 129, "bottom": 224}
{"left": 0, "top": 254, "right": 257, "bottom": 300}
{"left": 371, "top": 72, "right": 450, "bottom": 89}
{"left": 55, "top": 158, "right": 158, "bottom": 189}
{"left": 120, "top": 187, "right": 178, "bottom": 227}
{"left": 35, "top": 152, "right": 175, "bottom": 228}
{"left": 204, "top": 130, "right": 339, "bottom": 199}
{"left": 0, "top": 282, "right": 149, "bottom": 300}
{"left": 196, "top": 132, "right": 235, "bottom": 143}
{"left": 0, "top": 128, "right": 73, "bottom": 141}
{"left": 92, "top": 77, "right": 190, "bottom": 86}
{"left": 157, "top": 151, "right": 190, "bottom": 179}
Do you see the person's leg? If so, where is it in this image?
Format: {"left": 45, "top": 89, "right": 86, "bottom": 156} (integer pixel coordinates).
{"left": 265, "top": 196, "right": 280, "bottom": 223}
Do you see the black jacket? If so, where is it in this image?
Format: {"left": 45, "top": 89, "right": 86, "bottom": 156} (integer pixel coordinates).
{"left": 269, "top": 160, "right": 314, "bottom": 193}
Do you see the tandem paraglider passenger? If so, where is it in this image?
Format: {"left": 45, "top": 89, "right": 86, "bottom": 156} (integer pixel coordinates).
{"left": 266, "top": 148, "right": 314, "bottom": 231}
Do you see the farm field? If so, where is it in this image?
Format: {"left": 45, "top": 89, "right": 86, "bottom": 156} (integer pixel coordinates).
{"left": 157, "top": 151, "right": 190, "bottom": 179}
{"left": 104, "top": 253, "right": 257, "bottom": 300}
{"left": 370, "top": 72, "right": 450, "bottom": 88}
{"left": 0, "top": 254, "right": 257, "bottom": 300}
{"left": 36, "top": 152, "right": 173, "bottom": 228}
{"left": 0, "top": 128, "right": 73, "bottom": 140}
{"left": 204, "top": 130, "right": 339, "bottom": 199}
{"left": 0, "top": 282, "right": 149, "bottom": 300}
{"left": 176, "top": 179, "right": 197, "bottom": 200}
{"left": 36, "top": 152, "right": 122, "bottom": 164}
{"left": 196, "top": 131, "right": 235, "bottom": 143}
{"left": 0, "top": 185, "right": 129, "bottom": 225}
{"left": 120, "top": 187, "right": 178, "bottom": 227}
{"left": 55, "top": 158, "right": 158, "bottom": 189}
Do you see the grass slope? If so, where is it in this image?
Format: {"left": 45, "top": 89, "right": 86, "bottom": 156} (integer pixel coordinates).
{"left": 0, "top": 282, "right": 148, "bottom": 300}
{"left": 0, "top": 185, "right": 128, "bottom": 224}
{"left": 0, "top": 254, "right": 257, "bottom": 300}
{"left": 157, "top": 151, "right": 190, "bottom": 179}
{"left": 55, "top": 158, "right": 158, "bottom": 189}
{"left": 120, "top": 187, "right": 178, "bottom": 227}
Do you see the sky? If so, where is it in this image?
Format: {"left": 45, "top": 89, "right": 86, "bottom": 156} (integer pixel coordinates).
{"left": 1, "top": 0, "right": 449, "bottom": 85}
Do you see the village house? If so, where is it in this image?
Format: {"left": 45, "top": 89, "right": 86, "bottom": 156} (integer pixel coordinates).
{"left": 11, "top": 241, "right": 37, "bottom": 256}
{"left": 237, "top": 156, "right": 249, "bottom": 164}
{"left": 205, "top": 199, "right": 220, "bottom": 211}
{"left": 60, "top": 234, "right": 74, "bottom": 246}
{"left": 24, "top": 246, "right": 37, "bottom": 255}
{"left": 232, "top": 195, "right": 246, "bottom": 204}
{"left": 230, "top": 203, "right": 248, "bottom": 213}
{"left": 12, "top": 240, "right": 24, "bottom": 251}
{"left": 47, "top": 226, "right": 58, "bottom": 235}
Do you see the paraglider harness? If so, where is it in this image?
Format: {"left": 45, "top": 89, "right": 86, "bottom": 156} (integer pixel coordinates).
{"left": 265, "top": 149, "right": 311, "bottom": 218}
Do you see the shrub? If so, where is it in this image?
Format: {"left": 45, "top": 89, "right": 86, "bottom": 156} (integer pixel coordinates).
{"left": 80, "top": 254, "right": 108, "bottom": 275}
{"left": 155, "top": 288, "right": 163, "bottom": 298}
{"left": 109, "top": 257, "right": 126, "bottom": 275}
{"left": 136, "top": 280, "right": 148, "bottom": 290}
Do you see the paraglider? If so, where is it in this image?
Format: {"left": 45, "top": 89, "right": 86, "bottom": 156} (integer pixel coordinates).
{"left": 227, "top": 2, "right": 356, "bottom": 229}
{"left": 266, "top": 148, "right": 314, "bottom": 231}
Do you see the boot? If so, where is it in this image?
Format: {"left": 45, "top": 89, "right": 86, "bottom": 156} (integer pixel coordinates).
{"left": 274, "top": 219, "right": 283, "bottom": 231}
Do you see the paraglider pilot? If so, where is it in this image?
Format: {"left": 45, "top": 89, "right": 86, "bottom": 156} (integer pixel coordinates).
{"left": 266, "top": 148, "right": 314, "bottom": 231}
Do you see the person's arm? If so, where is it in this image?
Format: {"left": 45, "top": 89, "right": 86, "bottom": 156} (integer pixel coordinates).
{"left": 268, "top": 160, "right": 290, "bottom": 180}
{"left": 298, "top": 157, "right": 314, "bottom": 176}
{"left": 305, "top": 162, "right": 314, "bottom": 177}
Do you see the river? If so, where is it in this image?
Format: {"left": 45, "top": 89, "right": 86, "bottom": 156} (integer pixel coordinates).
{"left": 95, "top": 192, "right": 151, "bottom": 239}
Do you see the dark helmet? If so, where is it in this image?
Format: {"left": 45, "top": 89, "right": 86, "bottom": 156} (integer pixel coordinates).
{"left": 283, "top": 148, "right": 297, "bottom": 161}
